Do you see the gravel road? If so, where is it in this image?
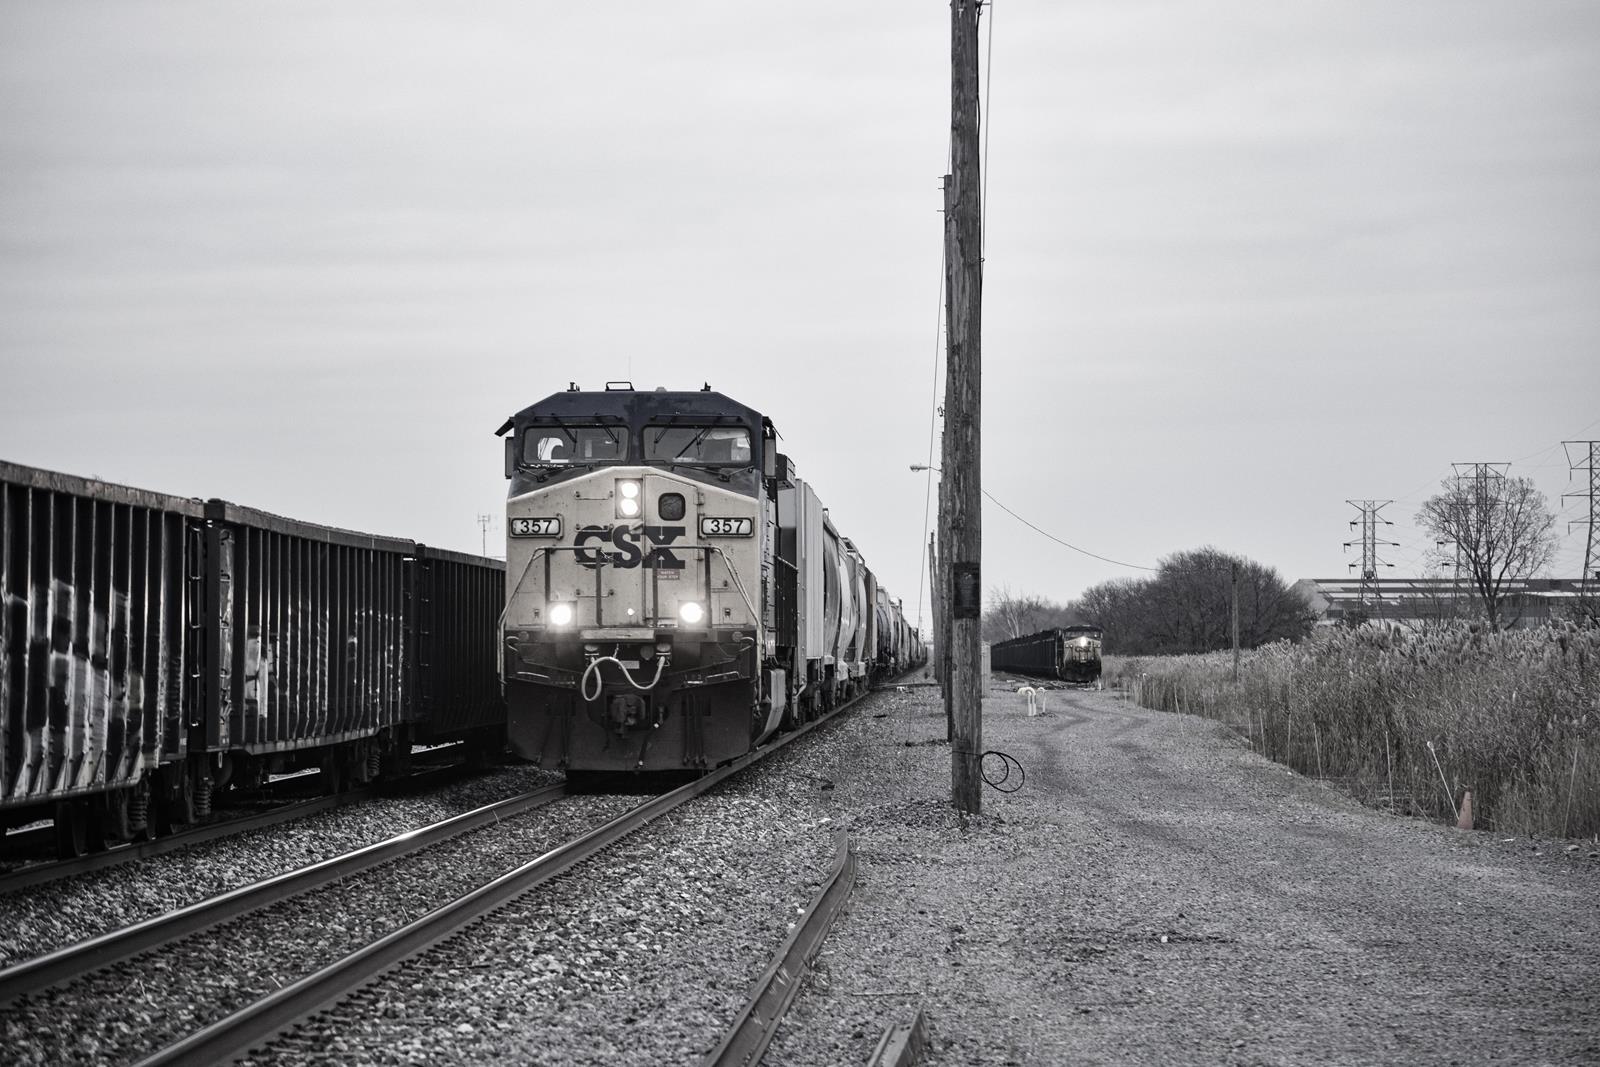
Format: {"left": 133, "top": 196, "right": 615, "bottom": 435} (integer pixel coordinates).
{"left": 771, "top": 681, "right": 1600, "bottom": 1066}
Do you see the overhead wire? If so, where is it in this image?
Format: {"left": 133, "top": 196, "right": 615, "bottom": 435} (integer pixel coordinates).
{"left": 914, "top": 256, "right": 946, "bottom": 640}
{"left": 980, "top": 487, "right": 1157, "bottom": 571}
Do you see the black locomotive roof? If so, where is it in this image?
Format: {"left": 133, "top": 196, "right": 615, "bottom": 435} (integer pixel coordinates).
{"left": 496, "top": 385, "right": 768, "bottom": 437}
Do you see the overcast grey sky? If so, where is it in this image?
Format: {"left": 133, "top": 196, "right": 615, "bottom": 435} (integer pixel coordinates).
{"left": 2, "top": 1, "right": 1597, "bottom": 632}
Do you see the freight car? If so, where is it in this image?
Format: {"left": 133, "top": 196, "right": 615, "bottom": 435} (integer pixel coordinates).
{"left": 0, "top": 460, "right": 506, "bottom": 856}
{"left": 990, "top": 626, "right": 1103, "bottom": 685}
{"left": 496, "top": 382, "right": 925, "bottom": 776}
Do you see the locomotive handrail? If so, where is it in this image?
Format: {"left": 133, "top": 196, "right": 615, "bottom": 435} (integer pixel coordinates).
{"left": 501, "top": 543, "right": 760, "bottom": 630}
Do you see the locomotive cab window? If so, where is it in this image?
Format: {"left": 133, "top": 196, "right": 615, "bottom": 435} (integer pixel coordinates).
{"left": 523, "top": 426, "right": 625, "bottom": 466}
{"left": 643, "top": 426, "right": 752, "bottom": 466}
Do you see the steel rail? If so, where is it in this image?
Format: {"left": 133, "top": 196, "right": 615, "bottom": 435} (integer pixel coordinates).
{"left": 131, "top": 694, "right": 862, "bottom": 1067}
{"left": 866, "top": 1009, "right": 929, "bottom": 1067}
{"left": 1, "top": 794, "right": 355, "bottom": 896}
{"left": 0, "top": 762, "right": 464, "bottom": 895}
{"left": 701, "top": 830, "right": 858, "bottom": 1067}
{"left": 0, "top": 783, "right": 567, "bottom": 1005}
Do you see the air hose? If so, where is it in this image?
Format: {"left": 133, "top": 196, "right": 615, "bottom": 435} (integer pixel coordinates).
{"left": 581, "top": 653, "right": 669, "bottom": 703}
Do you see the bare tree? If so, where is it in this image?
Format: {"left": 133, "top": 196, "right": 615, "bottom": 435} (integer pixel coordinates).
{"left": 1416, "top": 473, "right": 1557, "bottom": 630}
{"left": 982, "top": 585, "right": 1080, "bottom": 643}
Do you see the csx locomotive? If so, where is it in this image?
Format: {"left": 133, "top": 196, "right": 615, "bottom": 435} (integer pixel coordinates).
{"left": 496, "top": 383, "right": 924, "bottom": 775}
{"left": 990, "top": 625, "right": 1104, "bottom": 685}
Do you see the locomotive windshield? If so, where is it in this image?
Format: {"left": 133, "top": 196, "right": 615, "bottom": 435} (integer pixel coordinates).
{"left": 522, "top": 425, "right": 625, "bottom": 466}
{"left": 643, "top": 425, "right": 752, "bottom": 467}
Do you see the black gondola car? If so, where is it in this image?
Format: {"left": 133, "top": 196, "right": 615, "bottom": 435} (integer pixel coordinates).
{"left": 990, "top": 625, "right": 1103, "bottom": 685}
{"left": 0, "top": 460, "right": 506, "bottom": 855}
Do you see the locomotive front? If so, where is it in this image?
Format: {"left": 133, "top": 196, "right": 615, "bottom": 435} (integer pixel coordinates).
{"left": 497, "top": 386, "right": 779, "bottom": 774}
{"left": 1059, "top": 625, "right": 1104, "bottom": 684}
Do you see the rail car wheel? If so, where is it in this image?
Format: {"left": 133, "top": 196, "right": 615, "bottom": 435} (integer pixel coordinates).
{"left": 53, "top": 800, "right": 89, "bottom": 859}
{"left": 320, "top": 749, "right": 346, "bottom": 795}
{"left": 127, "top": 779, "right": 155, "bottom": 841}
{"left": 465, "top": 735, "right": 493, "bottom": 771}
{"left": 161, "top": 765, "right": 197, "bottom": 830}
{"left": 381, "top": 740, "right": 412, "bottom": 779}
{"left": 93, "top": 788, "right": 134, "bottom": 845}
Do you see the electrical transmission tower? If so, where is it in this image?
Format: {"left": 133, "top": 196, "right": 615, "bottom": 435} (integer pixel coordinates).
{"left": 1565, "top": 441, "right": 1599, "bottom": 606}
{"left": 477, "top": 513, "right": 494, "bottom": 557}
{"left": 1344, "top": 499, "right": 1398, "bottom": 612}
{"left": 1452, "top": 462, "right": 1510, "bottom": 526}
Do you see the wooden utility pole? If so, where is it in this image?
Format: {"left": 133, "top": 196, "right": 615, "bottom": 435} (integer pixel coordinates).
{"left": 1231, "top": 562, "right": 1241, "bottom": 682}
{"left": 928, "top": 531, "right": 944, "bottom": 680}
{"left": 944, "top": 0, "right": 983, "bottom": 814}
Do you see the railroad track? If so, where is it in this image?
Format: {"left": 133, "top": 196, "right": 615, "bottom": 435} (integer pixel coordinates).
{"left": 0, "top": 761, "right": 464, "bottom": 895}
{"left": 704, "top": 829, "right": 859, "bottom": 1067}
{"left": 0, "top": 782, "right": 569, "bottom": 1008}
{"left": 102, "top": 688, "right": 874, "bottom": 1067}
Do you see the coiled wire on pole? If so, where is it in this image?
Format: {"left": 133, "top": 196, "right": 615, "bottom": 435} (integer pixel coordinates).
{"left": 981, "top": 750, "right": 1025, "bottom": 794}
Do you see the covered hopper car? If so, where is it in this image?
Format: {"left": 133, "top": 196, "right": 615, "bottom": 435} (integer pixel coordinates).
{"left": 496, "top": 382, "right": 926, "bottom": 776}
{"left": 990, "top": 626, "right": 1103, "bottom": 685}
{"left": 0, "top": 460, "right": 506, "bottom": 856}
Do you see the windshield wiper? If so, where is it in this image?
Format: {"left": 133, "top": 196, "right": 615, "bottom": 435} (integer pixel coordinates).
{"left": 656, "top": 460, "right": 743, "bottom": 482}
{"left": 674, "top": 427, "right": 714, "bottom": 461}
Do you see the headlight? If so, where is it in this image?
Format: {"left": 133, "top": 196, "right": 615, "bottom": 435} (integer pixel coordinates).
{"left": 679, "top": 601, "right": 705, "bottom": 624}
{"left": 617, "top": 479, "right": 642, "bottom": 519}
{"left": 549, "top": 603, "right": 574, "bottom": 626}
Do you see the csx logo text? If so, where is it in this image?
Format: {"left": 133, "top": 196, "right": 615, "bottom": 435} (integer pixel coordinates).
{"left": 574, "top": 524, "right": 687, "bottom": 569}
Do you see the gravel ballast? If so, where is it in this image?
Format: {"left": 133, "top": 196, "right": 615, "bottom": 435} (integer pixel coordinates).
{"left": 0, "top": 765, "right": 561, "bottom": 970}
{"left": 769, "top": 680, "right": 1600, "bottom": 1065}
{"left": 250, "top": 748, "right": 847, "bottom": 1066}
{"left": 2, "top": 784, "right": 632, "bottom": 1067}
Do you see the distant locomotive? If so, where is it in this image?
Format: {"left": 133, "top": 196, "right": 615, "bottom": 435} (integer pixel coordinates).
{"left": 991, "top": 625, "right": 1103, "bottom": 685}
{"left": 496, "top": 383, "right": 925, "bottom": 775}
{"left": 0, "top": 461, "right": 505, "bottom": 856}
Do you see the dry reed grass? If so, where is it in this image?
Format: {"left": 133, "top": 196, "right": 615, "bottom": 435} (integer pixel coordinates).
{"left": 1106, "top": 622, "right": 1600, "bottom": 838}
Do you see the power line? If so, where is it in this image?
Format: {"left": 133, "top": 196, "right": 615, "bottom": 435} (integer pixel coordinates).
{"left": 914, "top": 226, "right": 947, "bottom": 640}
{"left": 980, "top": 489, "right": 1156, "bottom": 571}
{"left": 911, "top": 465, "right": 1155, "bottom": 572}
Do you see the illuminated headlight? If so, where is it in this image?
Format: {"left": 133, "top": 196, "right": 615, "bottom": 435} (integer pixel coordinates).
{"left": 617, "top": 479, "right": 642, "bottom": 518}
{"left": 679, "top": 601, "right": 705, "bottom": 624}
{"left": 549, "top": 603, "right": 574, "bottom": 626}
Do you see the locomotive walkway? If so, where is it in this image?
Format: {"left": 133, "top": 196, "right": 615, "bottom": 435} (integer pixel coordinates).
{"left": 768, "top": 683, "right": 1600, "bottom": 1065}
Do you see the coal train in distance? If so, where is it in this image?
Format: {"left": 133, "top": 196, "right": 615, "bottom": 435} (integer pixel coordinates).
{"left": 496, "top": 382, "right": 927, "bottom": 776}
{"left": 990, "top": 626, "right": 1105, "bottom": 686}
{"left": 0, "top": 460, "right": 506, "bottom": 857}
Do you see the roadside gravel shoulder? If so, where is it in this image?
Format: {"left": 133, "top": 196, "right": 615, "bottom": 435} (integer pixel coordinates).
{"left": 771, "top": 681, "right": 1600, "bottom": 1066}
